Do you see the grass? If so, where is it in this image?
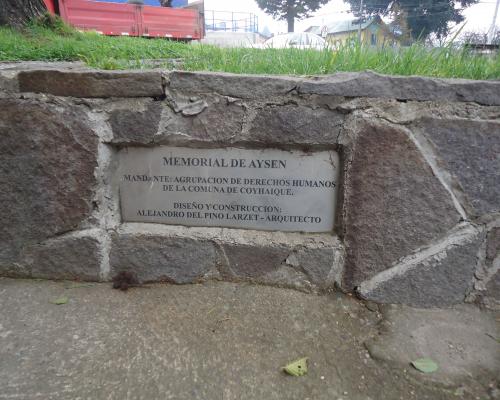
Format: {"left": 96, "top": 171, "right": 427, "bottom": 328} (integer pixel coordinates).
{"left": 0, "top": 20, "right": 499, "bottom": 80}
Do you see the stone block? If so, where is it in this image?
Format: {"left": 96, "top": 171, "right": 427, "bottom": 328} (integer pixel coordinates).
{"left": 18, "top": 70, "right": 163, "bottom": 98}
{"left": 0, "top": 98, "right": 98, "bottom": 265}
{"left": 107, "top": 99, "right": 163, "bottom": 145}
{"left": 109, "top": 225, "right": 218, "bottom": 284}
{"left": 168, "top": 70, "right": 500, "bottom": 105}
{"left": 358, "top": 224, "right": 482, "bottom": 307}
{"left": 109, "top": 225, "right": 342, "bottom": 290}
{"left": 485, "top": 271, "right": 500, "bottom": 301}
{"left": 2, "top": 233, "right": 102, "bottom": 281}
{"left": 298, "top": 71, "right": 500, "bottom": 106}
{"left": 294, "top": 247, "right": 341, "bottom": 289}
{"left": 0, "top": 71, "right": 19, "bottom": 92}
{"left": 480, "top": 227, "right": 500, "bottom": 305}
{"left": 168, "top": 71, "right": 300, "bottom": 100}
{"left": 222, "top": 243, "right": 289, "bottom": 279}
{"left": 247, "top": 105, "right": 344, "bottom": 146}
{"left": 415, "top": 118, "right": 500, "bottom": 217}
{"left": 342, "top": 120, "right": 460, "bottom": 289}
{"left": 219, "top": 229, "right": 342, "bottom": 290}
{"left": 486, "top": 227, "right": 500, "bottom": 264}
{"left": 159, "top": 94, "right": 247, "bottom": 144}
{"left": 107, "top": 94, "right": 248, "bottom": 146}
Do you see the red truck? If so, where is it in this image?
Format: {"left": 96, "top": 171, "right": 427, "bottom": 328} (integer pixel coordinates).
{"left": 42, "top": 0, "right": 204, "bottom": 40}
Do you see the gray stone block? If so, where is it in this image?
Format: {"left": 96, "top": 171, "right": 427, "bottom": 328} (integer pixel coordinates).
{"left": 222, "top": 243, "right": 289, "bottom": 280}
{"left": 485, "top": 271, "right": 500, "bottom": 301}
{"left": 109, "top": 225, "right": 342, "bottom": 290}
{"left": 108, "top": 99, "right": 163, "bottom": 144}
{"left": 0, "top": 62, "right": 89, "bottom": 94}
{"left": 159, "top": 94, "right": 247, "bottom": 144}
{"left": 358, "top": 224, "right": 482, "bottom": 307}
{"left": 415, "top": 118, "right": 500, "bottom": 217}
{"left": 9, "top": 234, "right": 101, "bottom": 280}
{"left": 294, "top": 247, "right": 340, "bottom": 289}
{"left": 0, "top": 98, "right": 98, "bottom": 265}
{"left": 219, "top": 229, "right": 342, "bottom": 290}
{"left": 342, "top": 120, "right": 460, "bottom": 289}
{"left": 0, "top": 71, "right": 19, "bottom": 92}
{"left": 18, "top": 70, "right": 164, "bottom": 98}
{"left": 109, "top": 227, "right": 218, "bottom": 284}
{"left": 298, "top": 71, "right": 500, "bottom": 106}
{"left": 168, "top": 70, "right": 500, "bottom": 105}
{"left": 0, "top": 233, "right": 101, "bottom": 280}
{"left": 9, "top": 67, "right": 500, "bottom": 106}
{"left": 247, "top": 105, "right": 343, "bottom": 146}
{"left": 486, "top": 227, "right": 500, "bottom": 262}
{"left": 107, "top": 94, "right": 248, "bottom": 146}
{"left": 481, "top": 227, "right": 500, "bottom": 305}
{"left": 168, "top": 71, "right": 300, "bottom": 100}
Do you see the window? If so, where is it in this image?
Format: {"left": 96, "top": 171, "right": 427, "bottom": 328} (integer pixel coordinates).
{"left": 371, "top": 33, "right": 377, "bottom": 46}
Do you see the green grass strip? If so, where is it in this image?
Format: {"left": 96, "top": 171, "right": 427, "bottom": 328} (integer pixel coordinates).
{"left": 1, "top": 24, "right": 499, "bottom": 80}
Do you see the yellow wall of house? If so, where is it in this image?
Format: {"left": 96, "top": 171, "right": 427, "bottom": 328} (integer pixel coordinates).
{"left": 326, "top": 24, "right": 400, "bottom": 47}
{"left": 364, "top": 27, "right": 398, "bottom": 46}
{"left": 326, "top": 31, "right": 355, "bottom": 47}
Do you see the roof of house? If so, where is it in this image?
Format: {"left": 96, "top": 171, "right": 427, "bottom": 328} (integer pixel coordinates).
{"left": 304, "top": 26, "right": 320, "bottom": 34}
{"left": 305, "top": 17, "right": 380, "bottom": 36}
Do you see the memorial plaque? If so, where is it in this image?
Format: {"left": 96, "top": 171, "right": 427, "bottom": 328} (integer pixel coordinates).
{"left": 119, "top": 146, "right": 339, "bottom": 232}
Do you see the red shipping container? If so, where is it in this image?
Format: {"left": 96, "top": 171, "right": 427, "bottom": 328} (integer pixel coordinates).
{"left": 44, "top": 0, "right": 202, "bottom": 39}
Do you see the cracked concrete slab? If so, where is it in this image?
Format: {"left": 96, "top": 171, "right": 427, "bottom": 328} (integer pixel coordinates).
{"left": 0, "top": 278, "right": 498, "bottom": 400}
{"left": 365, "top": 304, "right": 499, "bottom": 387}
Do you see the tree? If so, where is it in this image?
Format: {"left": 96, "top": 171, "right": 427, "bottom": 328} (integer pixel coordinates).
{"left": 255, "top": 0, "right": 330, "bottom": 33}
{"left": 387, "top": 4, "right": 412, "bottom": 45}
{"left": 0, "top": 0, "right": 48, "bottom": 28}
{"left": 345, "top": 0, "right": 479, "bottom": 40}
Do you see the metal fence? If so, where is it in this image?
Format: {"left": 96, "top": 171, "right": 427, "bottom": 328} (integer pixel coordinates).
{"left": 205, "top": 10, "right": 258, "bottom": 33}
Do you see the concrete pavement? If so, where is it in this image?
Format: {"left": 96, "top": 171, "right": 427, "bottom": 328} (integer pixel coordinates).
{"left": 0, "top": 278, "right": 498, "bottom": 400}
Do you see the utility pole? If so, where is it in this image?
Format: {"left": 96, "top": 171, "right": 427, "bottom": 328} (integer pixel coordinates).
{"left": 357, "top": 0, "right": 364, "bottom": 43}
{"left": 487, "top": 0, "right": 500, "bottom": 44}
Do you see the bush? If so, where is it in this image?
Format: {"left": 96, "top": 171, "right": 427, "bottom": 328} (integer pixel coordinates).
{"left": 29, "top": 13, "right": 76, "bottom": 36}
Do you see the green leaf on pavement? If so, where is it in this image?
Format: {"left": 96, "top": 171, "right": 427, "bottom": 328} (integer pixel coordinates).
{"left": 283, "top": 357, "right": 308, "bottom": 376}
{"left": 50, "top": 296, "right": 69, "bottom": 305}
{"left": 411, "top": 358, "right": 438, "bottom": 373}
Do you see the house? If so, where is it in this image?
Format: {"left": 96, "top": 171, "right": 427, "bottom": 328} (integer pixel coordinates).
{"left": 306, "top": 16, "right": 400, "bottom": 48}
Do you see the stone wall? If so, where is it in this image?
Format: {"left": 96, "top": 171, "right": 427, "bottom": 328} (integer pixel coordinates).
{"left": 1, "top": 62, "right": 499, "bottom": 308}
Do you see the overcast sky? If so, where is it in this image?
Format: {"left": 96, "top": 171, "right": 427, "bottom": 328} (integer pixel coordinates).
{"left": 198, "top": 0, "right": 498, "bottom": 36}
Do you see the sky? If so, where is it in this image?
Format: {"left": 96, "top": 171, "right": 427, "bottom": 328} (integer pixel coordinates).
{"left": 197, "top": 0, "right": 498, "bottom": 36}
